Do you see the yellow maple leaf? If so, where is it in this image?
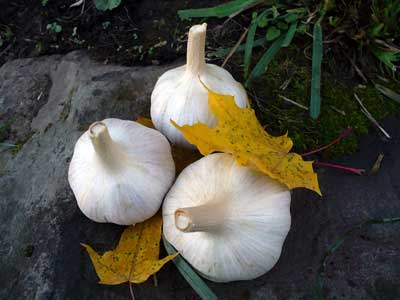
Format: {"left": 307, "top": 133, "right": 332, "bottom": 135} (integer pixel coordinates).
{"left": 81, "top": 214, "right": 178, "bottom": 285}
{"left": 171, "top": 86, "right": 321, "bottom": 195}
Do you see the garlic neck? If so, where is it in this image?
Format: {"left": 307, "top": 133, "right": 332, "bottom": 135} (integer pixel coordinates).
{"left": 185, "top": 23, "right": 207, "bottom": 76}
{"left": 175, "top": 201, "right": 226, "bottom": 233}
{"left": 89, "top": 122, "right": 121, "bottom": 168}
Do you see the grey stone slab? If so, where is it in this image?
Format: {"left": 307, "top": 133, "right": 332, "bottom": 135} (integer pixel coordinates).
{"left": 0, "top": 52, "right": 399, "bottom": 300}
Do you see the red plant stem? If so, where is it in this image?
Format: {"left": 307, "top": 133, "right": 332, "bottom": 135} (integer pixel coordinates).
{"left": 129, "top": 282, "right": 135, "bottom": 300}
{"left": 302, "top": 128, "right": 353, "bottom": 157}
{"left": 313, "top": 161, "right": 365, "bottom": 175}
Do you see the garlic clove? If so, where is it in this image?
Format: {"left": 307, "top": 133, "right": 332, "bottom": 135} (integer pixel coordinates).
{"left": 68, "top": 118, "right": 175, "bottom": 225}
{"left": 162, "top": 153, "right": 291, "bottom": 282}
{"left": 151, "top": 23, "right": 248, "bottom": 148}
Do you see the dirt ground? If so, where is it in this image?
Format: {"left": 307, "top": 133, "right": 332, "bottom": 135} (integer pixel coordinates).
{"left": 0, "top": 0, "right": 223, "bottom": 66}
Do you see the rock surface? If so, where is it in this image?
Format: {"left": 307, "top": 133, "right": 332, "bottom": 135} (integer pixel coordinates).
{"left": 0, "top": 52, "right": 399, "bottom": 300}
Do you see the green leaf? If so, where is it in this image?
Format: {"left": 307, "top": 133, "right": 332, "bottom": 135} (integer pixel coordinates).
{"left": 257, "top": 15, "right": 269, "bottom": 27}
{"left": 95, "top": 0, "right": 122, "bottom": 11}
{"left": 297, "top": 23, "right": 309, "bottom": 34}
{"left": 46, "top": 23, "right": 62, "bottom": 33}
{"left": 310, "top": 22, "right": 323, "bottom": 119}
{"left": 266, "top": 26, "right": 281, "bottom": 41}
{"left": 163, "top": 237, "right": 219, "bottom": 300}
{"left": 285, "top": 13, "right": 298, "bottom": 23}
{"left": 277, "top": 21, "right": 288, "bottom": 30}
{"left": 54, "top": 24, "right": 62, "bottom": 33}
{"left": 282, "top": 21, "right": 298, "bottom": 47}
{"left": 178, "top": 0, "right": 259, "bottom": 20}
{"left": 271, "top": 5, "right": 279, "bottom": 18}
{"left": 245, "top": 34, "right": 286, "bottom": 86}
{"left": 371, "top": 48, "right": 400, "bottom": 72}
{"left": 328, "top": 16, "right": 339, "bottom": 27}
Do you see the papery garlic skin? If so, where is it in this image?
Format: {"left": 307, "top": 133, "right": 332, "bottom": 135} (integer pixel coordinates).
{"left": 68, "top": 118, "right": 175, "bottom": 225}
{"left": 163, "top": 153, "right": 291, "bottom": 282}
{"left": 151, "top": 23, "right": 248, "bottom": 148}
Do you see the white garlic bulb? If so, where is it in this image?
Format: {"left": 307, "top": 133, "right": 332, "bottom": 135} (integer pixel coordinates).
{"left": 68, "top": 118, "right": 175, "bottom": 225}
{"left": 163, "top": 153, "right": 291, "bottom": 282}
{"left": 151, "top": 23, "right": 248, "bottom": 148}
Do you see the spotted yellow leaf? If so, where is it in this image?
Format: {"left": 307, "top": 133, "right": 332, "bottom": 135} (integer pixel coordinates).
{"left": 171, "top": 86, "right": 321, "bottom": 195}
{"left": 81, "top": 214, "right": 178, "bottom": 285}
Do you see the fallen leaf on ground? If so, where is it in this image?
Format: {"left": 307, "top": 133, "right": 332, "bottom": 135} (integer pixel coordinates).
{"left": 171, "top": 85, "right": 321, "bottom": 195}
{"left": 369, "top": 153, "right": 384, "bottom": 176}
{"left": 81, "top": 214, "right": 178, "bottom": 285}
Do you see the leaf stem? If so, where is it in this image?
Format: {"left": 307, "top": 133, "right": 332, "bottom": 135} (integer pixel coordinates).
{"left": 313, "top": 161, "right": 365, "bottom": 175}
{"left": 301, "top": 128, "right": 353, "bottom": 157}
{"left": 129, "top": 282, "right": 135, "bottom": 300}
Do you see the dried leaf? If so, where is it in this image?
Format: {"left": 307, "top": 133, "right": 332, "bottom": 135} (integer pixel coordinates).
{"left": 172, "top": 86, "right": 321, "bottom": 195}
{"left": 81, "top": 214, "right": 177, "bottom": 285}
{"left": 369, "top": 153, "right": 384, "bottom": 176}
{"left": 136, "top": 116, "right": 155, "bottom": 128}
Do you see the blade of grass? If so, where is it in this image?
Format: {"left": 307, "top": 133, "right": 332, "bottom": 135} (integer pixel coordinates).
{"left": 178, "top": 0, "right": 260, "bottom": 19}
{"left": 243, "top": 8, "right": 274, "bottom": 77}
{"left": 244, "top": 15, "right": 260, "bottom": 78}
{"left": 279, "top": 94, "right": 308, "bottom": 110}
{"left": 313, "top": 216, "right": 400, "bottom": 300}
{"left": 310, "top": 21, "right": 323, "bottom": 119}
{"left": 375, "top": 83, "right": 400, "bottom": 104}
{"left": 354, "top": 93, "right": 391, "bottom": 139}
{"left": 245, "top": 34, "right": 286, "bottom": 86}
{"left": 163, "top": 236, "right": 219, "bottom": 300}
{"left": 0, "top": 142, "right": 15, "bottom": 148}
{"left": 282, "top": 21, "right": 298, "bottom": 47}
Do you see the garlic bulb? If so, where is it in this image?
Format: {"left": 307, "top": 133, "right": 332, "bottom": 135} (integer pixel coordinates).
{"left": 163, "top": 153, "right": 291, "bottom": 282}
{"left": 151, "top": 23, "right": 248, "bottom": 148}
{"left": 68, "top": 118, "right": 175, "bottom": 225}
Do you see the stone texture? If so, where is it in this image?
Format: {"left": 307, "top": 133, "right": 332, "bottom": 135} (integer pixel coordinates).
{"left": 0, "top": 52, "right": 399, "bottom": 300}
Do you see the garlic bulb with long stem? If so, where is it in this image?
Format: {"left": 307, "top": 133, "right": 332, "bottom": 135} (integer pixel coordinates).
{"left": 151, "top": 23, "right": 248, "bottom": 148}
{"left": 68, "top": 118, "right": 175, "bottom": 225}
{"left": 163, "top": 153, "right": 291, "bottom": 282}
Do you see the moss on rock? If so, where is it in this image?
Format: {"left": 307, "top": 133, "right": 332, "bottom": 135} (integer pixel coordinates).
{"left": 251, "top": 56, "right": 400, "bottom": 158}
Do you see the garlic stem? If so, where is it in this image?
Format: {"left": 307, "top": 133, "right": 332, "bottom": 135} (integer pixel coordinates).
{"left": 185, "top": 23, "right": 207, "bottom": 76}
{"left": 175, "top": 202, "right": 226, "bottom": 233}
{"left": 89, "top": 121, "right": 120, "bottom": 167}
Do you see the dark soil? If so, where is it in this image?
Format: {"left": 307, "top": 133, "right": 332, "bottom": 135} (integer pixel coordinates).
{"left": 0, "top": 0, "right": 222, "bottom": 66}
